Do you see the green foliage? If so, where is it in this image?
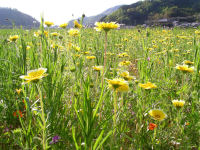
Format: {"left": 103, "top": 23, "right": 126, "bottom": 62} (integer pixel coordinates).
{"left": 0, "top": 26, "right": 200, "bottom": 149}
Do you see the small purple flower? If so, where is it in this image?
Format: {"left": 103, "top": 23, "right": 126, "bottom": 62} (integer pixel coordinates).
{"left": 3, "top": 127, "right": 9, "bottom": 133}
{"left": 147, "top": 57, "right": 150, "bottom": 61}
{"left": 49, "top": 135, "right": 61, "bottom": 144}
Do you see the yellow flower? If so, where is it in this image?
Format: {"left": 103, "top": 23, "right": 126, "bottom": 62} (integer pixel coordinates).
{"left": 44, "top": 31, "right": 48, "bottom": 37}
{"left": 9, "top": 35, "right": 19, "bottom": 42}
{"left": 118, "top": 61, "right": 131, "bottom": 67}
{"left": 86, "top": 56, "right": 96, "bottom": 60}
{"left": 107, "top": 52, "right": 115, "bottom": 56}
{"left": 34, "top": 31, "right": 40, "bottom": 37}
{"left": 123, "top": 38, "right": 129, "bottom": 42}
{"left": 51, "top": 32, "right": 59, "bottom": 36}
{"left": 93, "top": 66, "right": 103, "bottom": 71}
{"left": 183, "top": 60, "right": 194, "bottom": 65}
{"left": 195, "top": 30, "right": 200, "bottom": 35}
{"left": 187, "top": 50, "right": 191, "bottom": 54}
{"left": 74, "top": 46, "right": 81, "bottom": 52}
{"left": 83, "top": 51, "right": 90, "bottom": 55}
{"left": 34, "top": 30, "right": 48, "bottom": 37}
{"left": 20, "top": 68, "right": 48, "bottom": 84}
{"left": 94, "top": 22, "right": 119, "bottom": 32}
{"left": 16, "top": 88, "right": 22, "bottom": 95}
{"left": 149, "top": 109, "right": 167, "bottom": 121}
{"left": 45, "top": 21, "right": 54, "bottom": 27}
{"left": 26, "top": 46, "right": 31, "bottom": 50}
{"left": 119, "top": 71, "right": 135, "bottom": 81}
{"left": 139, "top": 82, "right": 157, "bottom": 89}
{"left": 175, "top": 64, "right": 194, "bottom": 73}
{"left": 68, "top": 29, "right": 80, "bottom": 36}
{"left": 107, "top": 78, "right": 129, "bottom": 92}
{"left": 162, "top": 30, "right": 167, "bottom": 33}
{"left": 67, "top": 42, "right": 73, "bottom": 50}
{"left": 172, "top": 100, "right": 185, "bottom": 108}
{"left": 51, "top": 43, "right": 59, "bottom": 49}
{"left": 59, "top": 23, "right": 68, "bottom": 29}
{"left": 118, "top": 52, "right": 129, "bottom": 58}
{"left": 74, "top": 54, "right": 81, "bottom": 58}
{"left": 74, "top": 20, "right": 82, "bottom": 29}
{"left": 134, "top": 80, "right": 139, "bottom": 83}
{"left": 153, "top": 45, "right": 158, "bottom": 49}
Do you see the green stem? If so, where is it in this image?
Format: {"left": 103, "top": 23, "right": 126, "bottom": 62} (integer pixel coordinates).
{"left": 120, "top": 93, "right": 124, "bottom": 109}
{"left": 181, "top": 73, "right": 186, "bottom": 99}
{"left": 37, "top": 84, "right": 47, "bottom": 150}
{"left": 101, "top": 31, "right": 108, "bottom": 87}
{"left": 177, "top": 109, "right": 183, "bottom": 136}
{"left": 152, "top": 124, "right": 157, "bottom": 149}
{"left": 113, "top": 91, "right": 118, "bottom": 135}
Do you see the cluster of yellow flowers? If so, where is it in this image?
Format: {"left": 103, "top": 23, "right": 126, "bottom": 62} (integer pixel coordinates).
{"left": 18, "top": 21, "right": 195, "bottom": 127}
{"left": 44, "top": 21, "right": 80, "bottom": 38}
{"left": 174, "top": 58, "right": 196, "bottom": 73}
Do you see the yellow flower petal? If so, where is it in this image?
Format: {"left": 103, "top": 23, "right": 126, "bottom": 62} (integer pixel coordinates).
{"left": 149, "top": 109, "right": 167, "bottom": 121}
{"left": 20, "top": 68, "right": 48, "bottom": 84}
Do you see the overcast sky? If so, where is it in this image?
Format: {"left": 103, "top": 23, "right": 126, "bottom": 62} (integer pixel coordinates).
{"left": 0, "top": 0, "right": 139, "bottom": 25}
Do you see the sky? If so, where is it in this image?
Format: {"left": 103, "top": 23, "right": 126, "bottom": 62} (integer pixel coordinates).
{"left": 0, "top": 0, "right": 139, "bottom": 25}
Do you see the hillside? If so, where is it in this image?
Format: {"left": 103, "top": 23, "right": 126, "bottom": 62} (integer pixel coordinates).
{"left": 68, "top": 5, "right": 122, "bottom": 27}
{"left": 101, "top": 0, "right": 200, "bottom": 26}
{"left": 0, "top": 7, "right": 40, "bottom": 28}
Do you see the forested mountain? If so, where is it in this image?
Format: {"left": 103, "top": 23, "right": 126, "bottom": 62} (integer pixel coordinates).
{"left": 0, "top": 7, "right": 40, "bottom": 28}
{"left": 100, "top": 0, "right": 200, "bottom": 26}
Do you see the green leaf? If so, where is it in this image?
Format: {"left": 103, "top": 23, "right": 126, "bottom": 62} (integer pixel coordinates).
{"left": 96, "top": 130, "right": 113, "bottom": 150}
{"left": 93, "top": 86, "right": 105, "bottom": 120}
{"left": 93, "top": 130, "right": 104, "bottom": 150}
{"left": 72, "top": 126, "right": 79, "bottom": 150}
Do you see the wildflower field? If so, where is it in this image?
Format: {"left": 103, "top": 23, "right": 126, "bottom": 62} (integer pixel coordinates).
{"left": 0, "top": 20, "right": 200, "bottom": 149}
